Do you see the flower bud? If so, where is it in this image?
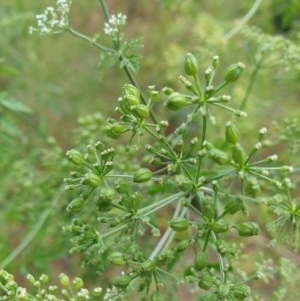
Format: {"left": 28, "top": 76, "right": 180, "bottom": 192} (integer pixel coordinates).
{"left": 114, "top": 274, "right": 132, "bottom": 288}
{"left": 170, "top": 217, "right": 189, "bottom": 232}
{"left": 66, "top": 197, "right": 84, "bottom": 213}
{"left": 166, "top": 92, "right": 188, "bottom": 111}
{"left": 66, "top": 149, "right": 84, "bottom": 165}
{"left": 175, "top": 174, "right": 194, "bottom": 192}
{"left": 224, "top": 62, "right": 245, "bottom": 83}
{"left": 235, "top": 222, "right": 260, "bottom": 236}
{"left": 218, "top": 284, "right": 231, "bottom": 298}
{"left": 184, "top": 53, "right": 199, "bottom": 76}
{"left": 133, "top": 168, "right": 153, "bottom": 183}
{"left": 105, "top": 123, "right": 124, "bottom": 139}
{"left": 225, "top": 121, "right": 240, "bottom": 145}
{"left": 59, "top": 273, "right": 70, "bottom": 287}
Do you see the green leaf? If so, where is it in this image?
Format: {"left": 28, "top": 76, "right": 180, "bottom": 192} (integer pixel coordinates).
{"left": 0, "top": 92, "right": 32, "bottom": 114}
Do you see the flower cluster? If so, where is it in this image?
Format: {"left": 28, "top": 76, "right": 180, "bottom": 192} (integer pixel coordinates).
{"left": 29, "top": 0, "right": 72, "bottom": 35}
{"left": 104, "top": 13, "right": 127, "bottom": 39}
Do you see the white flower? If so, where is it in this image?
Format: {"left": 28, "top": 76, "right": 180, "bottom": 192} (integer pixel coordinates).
{"left": 29, "top": 0, "right": 72, "bottom": 35}
{"left": 104, "top": 13, "right": 127, "bottom": 38}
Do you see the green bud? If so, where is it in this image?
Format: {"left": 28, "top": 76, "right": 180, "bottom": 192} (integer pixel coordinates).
{"left": 66, "top": 149, "right": 84, "bottom": 165}
{"left": 224, "top": 62, "right": 245, "bottom": 83}
{"left": 99, "top": 187, "right": 116, "bottom": 201}
{"left": 201, "top": 196, "right": 215, "bottom": 219}
{"left": 151, "top": 291, "right": 164, "bottom": 301}
{"left": 198, "top": 272, "right": 215, "bottom": 290}
{"left": 209, "top": 219, "right": 230, "bottom": 233}
{"left": 231, "top": 284, "right": 250, "bottom": 300}
{"left": 73, "top": 277, "right": 84, "bottom": 290}
{"left": 174, "top": 239, "right": 190, "bottom": 252}
{"left": 208, "top": 147, "right": 230, "bottom": 165}
{"left": 184, "top": 53, "right": 199, "bottom": 76}
{"left": 109, "top": 252, "right": 127, "bottom": 266}
{"left": 235, "top": 222, "right": 260, "bottom": 236}
{"left": 66, "top": 197, "right": 84, "bottom": 213}
{"left": 225, "top": 121, "right": 240, "bottom": 145}
{"left": 122, "top": 84, "right": 140, "bottom": 105}
{"left": 132, "top": 104, "right": 150, "bottom": 119}
{"left": 83, "top": 172, "right": 103, "bottom": 188}
{"left": 218, "top": 284, "right": 231, "bottom": 298}
{"left": 232, "top": 144, "right": 246, "bottom": 167}
{"left": 141, "top": 259, "right": 156, "bottom": 272}
{"left": 133, "top": 168, "right": 153, "bottom": 183}
{"left": 105, "top": 123, "right": 124, "bottom": 139}
{"left": 194, "top": 252, "right": 208, "bottom": 271}
{"left": 224, "top": 196, "right": 245, "bottom": 215}
{"left": 170, "top": 217, "right": 189, "bottom": 232}
{"left": 176, "top": 174, "right": 194, "bottom": 192}
{"left": 166, "top": 92, "right": 188, "bottom": 111}
{"left": 162, "top": 87, "right": 174, "bottom": 95}
{"left": 59, "top": 273, "right": 70, "bottom": 287}
{"left": 96, "top": 200, "right": 112, "bottom": 212}
{"left": 114, "top": 274, "right": 132, "bottom": 288}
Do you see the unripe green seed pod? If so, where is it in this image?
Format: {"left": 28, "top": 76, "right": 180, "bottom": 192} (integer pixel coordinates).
{"left": 96, "top": 200, "right": 112, "bottom": 212}
{"left": 194, "top": 252, "right": 208, "bottom": 271}
{"left": 174, "top": 239, "right": 190, "bottom": 252}
{"left": 184, "top": 53, "right": 199, "bottom": 76}
{"left": 170, "top": 217, "right": 189, "bottom": 232}
{"left": 232, "top": 144, "right": 246, "bottom": 167}
{"left": 198, "top": 272, "right": 214, "bottom": 290}
{"left": 225, "top": 121, "right": 240, "bottom": 145}
{"left": 66, "top": 149, "right": 84, "bottom": 165}
{"left": 132, "top": 104, "right": 150, "bottom": 119}
{"left": 201, "top": 196, "right": 215, "bottom": 219}
{"left": 133, "top": 168, "right": 153, "bottom": 183}
{"left": 109, "top": 252, "right": 127, "bottom": 266}
{"left": 151, "top": 291, "right": 164, "bottom": 301}
{"left": 141, "top": 259, "right": 156, "bottom": 272}
{"left": 235, "top": 222, "right": 260, "bottom": 237}
{"left": 122, "top": 84, "right": 140, "bottom": 105}
{"left": 83, "top": 172, "right": 103, "bottom": 188}
{"left": 231, "top": 284, "right": 250, "bottom": 300}
{"left": 176, "top": 174, "right": 194, "bottom": 192}
{"left": 114, "top": 274, "right": 132, "bottom": 288}
{"left": 224, "top": 197, "right": 245, "bottom": 215}
{"left": 99, "top": 187, "right": 116, "bottom": 201}
{"left": 105, "top": 123, "right": 124, "bottom": 139}
{"left": 218, "top": 284, "right": 231, "bottom": 298}
{"left": 209, "top": 148, "right": 231, "bottom": 165}
{"left": 224, "top": 62, "right": 245, "bottom": 83}
{"left": 209, "top": 219, "right": 230, "bottom": 233}
{"left": 166, "top": 92, "right": 188, "bottom": 111}
{"left": 66, "top": 197, "right": 84, "bottom": 213}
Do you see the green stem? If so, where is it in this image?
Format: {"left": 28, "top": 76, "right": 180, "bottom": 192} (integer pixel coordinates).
{"left": 98, "top": 0, "right": 157, "bottom": 124}
{"left": 196, "top": 114, "right": 207, "bottom": 179}
{"left": 68, "top": 28, "right": 113, "bottom": 53}
{"left": 223, "top": 0, "right": 263, "bottom": 41}
{"left": 239, "top": 61, "right": 261, "bottom": 110}
{"left": 0, "top": 185, "right": 65, "bottom": 269}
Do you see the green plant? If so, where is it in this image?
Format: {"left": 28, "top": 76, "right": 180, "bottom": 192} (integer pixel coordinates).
{"left": 1, "top": 1, "right": 300, "bottom": 301}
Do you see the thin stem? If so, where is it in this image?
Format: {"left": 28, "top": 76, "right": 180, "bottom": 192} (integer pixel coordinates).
{"left": 68, "top": 28, "right": 113, "bottom": 53}
{"left": 239, "top": 61, "right": 261, "bottom": 110}
{"left": 223, "top": 0, "right": 264, "bottom": 41}
{"left": 0, "top": 185, "right": 65, "bottom": 269}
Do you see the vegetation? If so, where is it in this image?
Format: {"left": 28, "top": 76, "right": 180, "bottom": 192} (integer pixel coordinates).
{"left": 1, "top": 1, "right": 300, "bottom": 300}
